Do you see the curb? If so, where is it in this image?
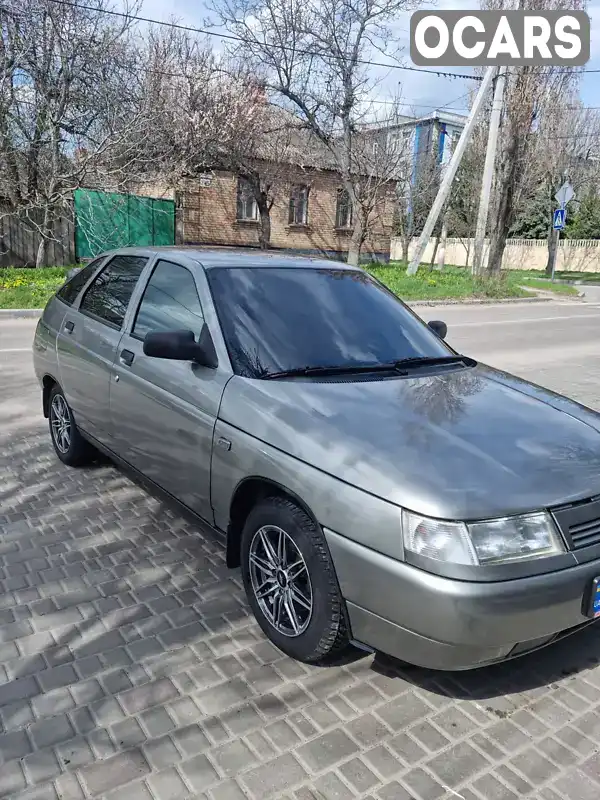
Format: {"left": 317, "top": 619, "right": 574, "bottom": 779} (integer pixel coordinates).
{"left": 408, "top": 296, "right": 553, "bottom": 307}
{"left": 0, "top": 309, "right": 43, "bottom": 318}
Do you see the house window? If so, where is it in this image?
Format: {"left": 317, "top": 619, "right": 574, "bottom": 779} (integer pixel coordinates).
{"left": 236, "top": 178, "right": 258, "bottom": 221}
{"left": 289, "top": 185, "right": 309, "bottom": 225}
{"left": 389, "top": 129, "right": 411, "bottom": 154}
{"left": 336, "top": 189, "right": 353, "bottom": 229}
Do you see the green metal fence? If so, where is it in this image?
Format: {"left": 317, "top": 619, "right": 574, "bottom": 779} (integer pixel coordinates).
{"left": 74, "top": 189, "right": 175, "bottom": 259}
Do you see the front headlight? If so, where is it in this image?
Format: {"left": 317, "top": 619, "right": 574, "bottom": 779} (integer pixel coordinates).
{"left": 402, "top": 510, "right": 565, "bottom": 566}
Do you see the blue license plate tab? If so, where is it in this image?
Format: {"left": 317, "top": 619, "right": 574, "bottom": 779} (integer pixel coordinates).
{"left": 588, "top": 577, "right": 600, "bottom": 618}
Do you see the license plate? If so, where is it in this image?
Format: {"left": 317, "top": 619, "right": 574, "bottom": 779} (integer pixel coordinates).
{"left": 586, "top": 577, "right": 600, "bottom": 618}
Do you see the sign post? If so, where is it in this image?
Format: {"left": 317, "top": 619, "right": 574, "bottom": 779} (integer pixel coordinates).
{"left": 549, "top": 183, "right": 575, "bottom": 282}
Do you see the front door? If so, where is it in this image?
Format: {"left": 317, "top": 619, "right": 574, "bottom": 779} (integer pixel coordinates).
{"left": 109, "top": 258, "right": 226, "bottom": 523}
{"left": 56, "top": 254, "right": 149, "bottom": 444}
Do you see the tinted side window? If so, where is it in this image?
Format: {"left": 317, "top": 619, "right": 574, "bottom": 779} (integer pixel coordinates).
{"left": 133, "top": 260, "right": 204, "bottom": 340}
{"left": 56, "top": 258, "right": 103, "bottom": 306}
{"left": 80, "top": 255, "right": 148, "bottom": 329}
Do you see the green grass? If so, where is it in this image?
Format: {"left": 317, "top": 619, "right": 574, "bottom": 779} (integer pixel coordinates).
{"left": 517, "top": 277, "right": 579, "bottom": 296}
{"left": 0, "top": 267, "right": 70, "bottom": 308}
{"left": 514, "top": 268, "right": 600, "bottom": 284}
{"left": 369, "top": 263, "right": 530, "bottom": 301}
{"left": 0, "top": 262, "right": 583, "bottom": 309}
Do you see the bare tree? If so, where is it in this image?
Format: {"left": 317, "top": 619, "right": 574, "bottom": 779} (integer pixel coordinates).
{"left": 483, "top": 0, "right": 585, "bottom": 275}
{"left": 530, "top": 100, "right": 600, "bottom": 274}
{"left": 135, "top": 29, "right": 312, "bottom": 250}
{"left": 211, "top": 0, "right": 417, "bottom": 265}
{"left": 218, "top": 96, "right": 313, "bottom": 249}
{"left": 0, "top": 0, "right": 155, "bottom": 266}
{"left": 394, "top": 152, "right": 441, "bottom": 265}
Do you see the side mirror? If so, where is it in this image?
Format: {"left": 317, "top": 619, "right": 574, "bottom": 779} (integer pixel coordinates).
{"left": 143, "top": 325, "right": 218, "bottom": 368}
{"left": 427, "top": 320, "right": 447, "bottom": 340}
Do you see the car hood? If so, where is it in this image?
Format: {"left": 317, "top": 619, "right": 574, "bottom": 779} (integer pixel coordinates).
{"left": 219, "top": 364, "right": 600, "bottom": 520}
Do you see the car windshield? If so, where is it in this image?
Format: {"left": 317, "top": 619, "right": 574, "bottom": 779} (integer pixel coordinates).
{"left": 207, "top": 266, "right": 452, "bottom": 378}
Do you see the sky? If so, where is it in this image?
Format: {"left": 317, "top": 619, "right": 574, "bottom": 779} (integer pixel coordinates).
{"left": 132, "top": 0, "right": 600, "bottom": 119}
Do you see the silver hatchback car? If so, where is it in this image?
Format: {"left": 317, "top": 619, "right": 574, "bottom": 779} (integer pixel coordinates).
{"left": 34, "top": 247, "right": 600, "bottom": 670}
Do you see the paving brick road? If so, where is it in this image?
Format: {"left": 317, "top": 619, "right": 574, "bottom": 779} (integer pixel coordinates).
{"left": 2, "top": 300, "right": 600, "bottom": 800}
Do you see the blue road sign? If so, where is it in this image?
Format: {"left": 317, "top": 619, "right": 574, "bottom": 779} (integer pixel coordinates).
{"left": 553, "top": 208, "right": 566, "bottom": 230}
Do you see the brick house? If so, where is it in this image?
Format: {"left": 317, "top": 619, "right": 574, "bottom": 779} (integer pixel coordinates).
{"left": 174, "top": 163, "right": 396, "bottom": 262}
{"left": 172, "top": 110, "right": 468, "bottom": 261}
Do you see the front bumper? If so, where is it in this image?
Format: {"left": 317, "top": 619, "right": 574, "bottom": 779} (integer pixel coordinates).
{"left": 325, "top": 528, "right": 600, "bottom": 670}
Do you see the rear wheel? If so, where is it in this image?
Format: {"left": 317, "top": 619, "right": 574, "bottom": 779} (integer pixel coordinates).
{"left": 241, "top": 496, "right": 350, "bottom": 664}
{"left": 48, "top": 384, "right": 97, "bottom": 467}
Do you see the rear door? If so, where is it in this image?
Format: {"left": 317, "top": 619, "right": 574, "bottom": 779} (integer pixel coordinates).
{"left": 109, "top": 258, "right": 230, "bottom": 522}
{"left": 56, "top": 253, "right": 149, "bottom": 445}
{"left": 37, "top": 257, "right": 106, "bottom": 385}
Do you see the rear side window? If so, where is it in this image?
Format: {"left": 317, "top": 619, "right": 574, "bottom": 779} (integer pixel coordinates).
{"left": 56, "top": 258, "right": 103, "bottom": 306}
{"left": 80, "top": 255, "right": 148, "bottom": 329}
{"left": 132, "top": 260, "right": 204, "bottom": 340}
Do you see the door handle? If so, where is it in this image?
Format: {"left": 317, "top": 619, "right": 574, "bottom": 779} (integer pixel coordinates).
{"left": 64, "top": 321, "right": 74, "bottom": 333}
{"left": 119, "top": 349, "right": 134, "bottom": 367}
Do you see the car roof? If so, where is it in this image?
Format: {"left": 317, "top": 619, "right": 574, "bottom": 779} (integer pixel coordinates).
{"left": 98, "top": 245, "right": 364, "bottom": 271}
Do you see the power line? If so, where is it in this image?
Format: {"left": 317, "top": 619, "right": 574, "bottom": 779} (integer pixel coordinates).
{"left": 37, "top": 1, "right": 600, "bottom": 79}
{"left": 36, "top": 0, "right": 483, "bottom": 82}
{"left": 370, "top": 91, "right": 471, "bottom": 112}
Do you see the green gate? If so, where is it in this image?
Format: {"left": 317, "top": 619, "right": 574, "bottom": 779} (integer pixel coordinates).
{"left": 74, "top": 189, "right": 175, "bottom": 259}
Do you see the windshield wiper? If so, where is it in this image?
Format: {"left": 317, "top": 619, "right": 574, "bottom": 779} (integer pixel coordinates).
{"left": 263, "top": 363, "right": 400, "bottom": 379}
{"left": 392, "top": 355, "right": 474, "bottom": 369}
{"left": 263, "top": 355, "right": 473, "bottom": 379}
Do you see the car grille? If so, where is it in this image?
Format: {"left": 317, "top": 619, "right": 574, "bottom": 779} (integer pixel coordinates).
{"left": 552, "top": 497, "right": 600, "bottom": 551}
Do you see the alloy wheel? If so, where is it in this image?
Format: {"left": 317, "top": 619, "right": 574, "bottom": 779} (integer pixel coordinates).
{"left": 248, "top": 524, "right": 313, "bottom": 637}
{"left": 50, "top": 393, "right": 71, "bottom": 454}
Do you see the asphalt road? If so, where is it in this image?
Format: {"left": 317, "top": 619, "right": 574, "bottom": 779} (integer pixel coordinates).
{"left": 426, "top": 298, "right": 600, "bottom": 412}
{"left": 1, "top": 297, "right": 600, "bottom": 800}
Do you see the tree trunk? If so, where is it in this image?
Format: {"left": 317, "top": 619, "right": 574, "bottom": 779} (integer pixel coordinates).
{"left": 435, "top": 217, "right": 448, "bottom": 271}
{"left": 36, "top": 237, "right": 48, "bottom": 269}
{"left": 545, "top": 225, "right": 558, "bottom": 276}
{"left": 401, "top": 205, "right": 414, "bottom": 264}
{"left": 36, "top": 206, "right": 53, "bottom": 268}
{"left": 487, "top": 132, "right": 519, "bottom": 275}
{"left": 429, "top": 235, "right": 439, "bottom": 271}
{"left": 487, "top": 223, "right": 508, "bottom": 275}
{"left": 401, "top": 235, "right": 409, "bottom": 264}
{"left": 257, "top": 196, "right": 271, "bottom": 250}
{"left": 347, "top": 213, "right": 366, "bottom": 266}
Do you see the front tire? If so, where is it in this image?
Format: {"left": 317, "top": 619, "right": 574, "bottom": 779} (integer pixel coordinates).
{"left": 241, "top": 496, "right": 350, "bottom": 664}
{"left": 48, "top": 384, "right": 97, "bottom": 467}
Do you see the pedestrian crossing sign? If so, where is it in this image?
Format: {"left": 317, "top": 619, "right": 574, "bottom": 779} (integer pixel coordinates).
{"left": 553, "top": 208, "right": 566, "bottom": 230}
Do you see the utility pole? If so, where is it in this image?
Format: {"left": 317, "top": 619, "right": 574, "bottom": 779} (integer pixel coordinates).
{"left": 549, "top": 182, "right": 574, "bottom": 280}
{"left": 472, "top": 66, "right": 507, "bottom": 275}
{"left": 435, "top": 131, "right": 453, "bottom": 270}
{"left": 407, "top": 66, "right": 496, "bottom": 276}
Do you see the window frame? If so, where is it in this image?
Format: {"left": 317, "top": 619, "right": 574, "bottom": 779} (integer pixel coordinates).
{"left": 288, "top": 184, "right": 309, "bottom": 226}
{"left": 56, "top": 257, "right": 106, "bottom": 308}
{"left": 130, "top": 259, "right": 205, "bottom": 343}
{"left": 335, "top": 188, "right": 353, "bottom": 230}
{"left": 388, "top": 128, "right": 411, "bottom": 155}
{"left": 78, "top": 254, "right": 149, "bottom": 331}
{"left": 236, "top": 177, "right": 259, "bottom": 222}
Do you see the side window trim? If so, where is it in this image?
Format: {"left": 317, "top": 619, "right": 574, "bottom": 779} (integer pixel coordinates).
{"left": 72, "top": 258, "right": 106, "bottom": 308}
{"left": 77, "top": 306, "right": 122, "bottom": 331}
{"left": 128, "top": 259, "right": 203, "bottom": 342}
{"left": 119, "top": 254, "right": 158, "bottom": 336}
{"left": 78, "top": 253, "right": 150, "bottom": 331}
{"left": 56, "top": 257, "right": 107, "bottom": 308}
